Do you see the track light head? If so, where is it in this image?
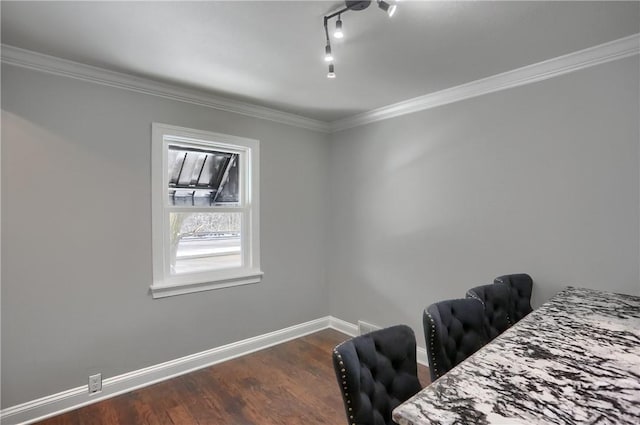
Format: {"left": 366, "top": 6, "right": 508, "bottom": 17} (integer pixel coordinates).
{"left": 327, "top": 64, "right": 336, "bottom": 79}
{"left": 324, "top": 44, "right": 334, "bottom": 62}
{"left": 377, "top": 0, "right": 396, "bottom": 17}
{"left": 334, "top": 18, "right": 344, "bottom": 39}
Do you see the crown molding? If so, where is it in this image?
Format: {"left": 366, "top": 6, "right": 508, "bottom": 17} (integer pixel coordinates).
{"left": 0, "top": 44, "right": 331, "bottom": 134}
{"left": 2, "top": 34, "right": 638, "bottom": 135}
{"left": 330, "top": 33, "right": 640, "bottom": 132}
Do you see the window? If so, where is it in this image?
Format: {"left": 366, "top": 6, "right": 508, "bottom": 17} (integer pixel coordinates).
{"left": 151, "top": 123, "right": 261, "bottom": 298}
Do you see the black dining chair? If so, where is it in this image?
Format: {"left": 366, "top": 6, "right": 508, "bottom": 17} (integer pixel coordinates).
{"left": 423, "top": 298, "right": 489, "bottom": 382}
{"left": 332, "top": 325, "right": 422, "bottom": 425}
{"left": 466, "top": 282, "right": 512, "bottom": 340}
{"left": 494, "top": 273, "right": 534, "bottom": 323}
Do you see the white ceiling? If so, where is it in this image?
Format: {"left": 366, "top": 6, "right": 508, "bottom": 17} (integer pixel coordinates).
{"left": 2, "top": 1, "right": 638, "bottom": 122}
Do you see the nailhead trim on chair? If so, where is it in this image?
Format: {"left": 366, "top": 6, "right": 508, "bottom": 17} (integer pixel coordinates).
{"left": 425, "top": 311, "right": 440, "bottom": 379}
{"left": 333, "top": 347, "right": 356, "bottom": 424}
{"left": 466, "top": 290, "right": 483, "bottom": 304}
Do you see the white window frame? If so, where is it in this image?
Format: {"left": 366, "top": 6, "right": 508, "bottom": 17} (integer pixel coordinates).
{"left": 151, "top": 123, "right": 262, "bottom": 298}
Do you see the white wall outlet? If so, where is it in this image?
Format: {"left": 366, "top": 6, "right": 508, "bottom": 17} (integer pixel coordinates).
{"left": 358, "top": 320, "right": 381, "bottom": 335}
{"left": 88, "top": 373, "right": 102, "bottom": 394}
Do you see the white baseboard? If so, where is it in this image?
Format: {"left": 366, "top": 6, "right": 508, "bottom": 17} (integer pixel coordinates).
{"left": 0, "top": 317, "right": 331, "bottom": 425}
{"left": 1, "top": 316, "right": 429, "bottom": 424}
{"left": 416, "top": 346, "right": 428, "bottom": 367}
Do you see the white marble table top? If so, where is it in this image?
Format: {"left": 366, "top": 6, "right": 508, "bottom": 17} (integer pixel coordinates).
{"left": 393, "top": 287, "right": 640, "bottom": 425}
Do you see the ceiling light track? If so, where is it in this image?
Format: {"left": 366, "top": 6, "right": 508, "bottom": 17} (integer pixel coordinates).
{"left": 322, "top": 0, "right": 397, "bottom": 79}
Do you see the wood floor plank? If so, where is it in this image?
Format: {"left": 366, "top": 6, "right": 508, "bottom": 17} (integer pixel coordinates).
{"left": 34, "top": 329, "right": 430, "bottom": 425}
{"left": 166, "top": 404, "right": 198, "bottom": 425}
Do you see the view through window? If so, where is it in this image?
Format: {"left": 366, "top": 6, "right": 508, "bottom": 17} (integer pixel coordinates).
{"left": 170, "top": 212, "right": 241, "bottom": 274}
{"left": 167, "top": 145, "right": 241, "bottom": 274}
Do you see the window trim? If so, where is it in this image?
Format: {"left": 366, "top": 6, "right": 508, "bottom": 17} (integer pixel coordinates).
{"left": 151, "top": 123, "right": 262, "bottom": 299}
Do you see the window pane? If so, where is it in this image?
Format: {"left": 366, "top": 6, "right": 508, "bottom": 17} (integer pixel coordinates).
{"left": 169, "top": 212, "right": 241, "bottom": 275}
{"left": 167, "top": 144, "right": 239, "bottom": 206}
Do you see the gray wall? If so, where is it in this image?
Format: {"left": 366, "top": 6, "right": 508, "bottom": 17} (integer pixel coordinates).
{"left": 3, "top": 55, "right": 639, "bottom": 409}
{"left": 327, "top": 57, "right": 640, "bottom": 345}
{"left": 1, "top": 65, "right": 330, "bottom": 407}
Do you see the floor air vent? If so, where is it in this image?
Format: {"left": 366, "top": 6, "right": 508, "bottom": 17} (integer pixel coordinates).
{"left": 358, "top": 320, "right": 381, "bottom": 335}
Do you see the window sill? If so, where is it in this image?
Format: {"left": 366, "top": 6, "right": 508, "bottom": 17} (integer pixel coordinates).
{"left": 150, "top": 270, "right": 263, "bottom": 299}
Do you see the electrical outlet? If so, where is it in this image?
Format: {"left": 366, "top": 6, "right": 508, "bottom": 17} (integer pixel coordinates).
{"left": 88, "top": 373, "right": 102, "bottom": 394}
{"left": 358, "top": 320, "right": 381, "bottom": 335}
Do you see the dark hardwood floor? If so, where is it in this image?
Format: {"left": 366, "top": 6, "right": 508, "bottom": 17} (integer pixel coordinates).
{"left": 35, "top": 329, "right": 431, "bottom": 425}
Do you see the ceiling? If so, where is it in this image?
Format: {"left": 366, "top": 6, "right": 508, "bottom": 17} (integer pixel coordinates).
{"left": 2, "top": 1, "right": 638, "bottom": 122}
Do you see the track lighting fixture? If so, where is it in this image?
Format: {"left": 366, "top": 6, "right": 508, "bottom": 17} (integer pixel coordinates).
{"left": 327, "top": 64, "right": 336, "bottom": 79}
{"left": 322, "top": 0, "right": 397, "bottom": 78}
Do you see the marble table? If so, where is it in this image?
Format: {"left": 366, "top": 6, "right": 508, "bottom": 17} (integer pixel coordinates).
{"left": 393, "top": 287, "right": 640, "bottom": 425}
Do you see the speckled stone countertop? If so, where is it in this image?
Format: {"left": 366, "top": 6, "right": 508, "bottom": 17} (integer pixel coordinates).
{"left": 393, "top": 287, "right": 640, "bottom": 425}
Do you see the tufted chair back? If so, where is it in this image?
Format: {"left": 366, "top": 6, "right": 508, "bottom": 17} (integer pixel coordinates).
{"left": 423, "top": 298, "right": 489, "bottom": 382}
{"left": 494, "top": 273, "right": 533, "bottom": 323}
{"left": 332, "top": 325, "right": 422, "bottom": 425}
{"left": 466, "top": 283, "right": 512, "bottom": 340}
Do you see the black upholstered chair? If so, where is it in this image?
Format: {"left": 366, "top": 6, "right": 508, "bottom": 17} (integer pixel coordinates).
{"left": 466, "top": 283, "right": 512, "bottom": 340}
{"left": 423, "top": 298, "right": 489, "bottom": 382}
{"left": 494, "top": 273, "right": 533, "bottom": 323}
{"left": 332, "top": 325, "right": 422, "bottom": 425}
